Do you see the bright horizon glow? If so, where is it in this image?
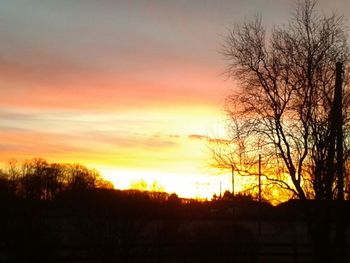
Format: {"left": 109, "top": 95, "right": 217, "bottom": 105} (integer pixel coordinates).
{"left": 99, "top": 167, "right": 248, "bottom": 200}
{"left": 0, "top": 105, "right": 240, "bottom": 199}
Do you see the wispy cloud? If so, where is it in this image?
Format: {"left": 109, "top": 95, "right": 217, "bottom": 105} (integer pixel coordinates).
{"left": 188, "top": 134, "right": 230, "bottom": 144}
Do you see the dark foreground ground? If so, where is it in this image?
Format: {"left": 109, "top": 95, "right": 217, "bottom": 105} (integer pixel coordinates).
{"left": 1, "top": 189, "right": 350, "bottom": 263}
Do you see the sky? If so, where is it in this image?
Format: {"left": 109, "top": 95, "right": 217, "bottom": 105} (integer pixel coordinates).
{"left": 1, "top": 0, "right": 350, "bottom": 199}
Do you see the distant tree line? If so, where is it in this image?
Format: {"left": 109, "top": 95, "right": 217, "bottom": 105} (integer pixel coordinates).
{"left": 0, "top": 185, "right": 264, "bottom": 262}
{"left": 0, "top": 158, "right": 113, "bottom": 200}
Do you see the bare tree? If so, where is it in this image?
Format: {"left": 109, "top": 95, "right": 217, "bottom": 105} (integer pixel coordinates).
{"left": 209, "top": 137, "right": 237, "bottom": 196}
{"left": 208, "top": 120, "right": 266, "bottom": 198}
{"left": 3, "top": 158, "right": 111, "bottom": 200}
{"left": 209, "top": 118, "right": 296, "bottom": 202}
{"left": 223, "top": 0, "right": 349, "bottom": 201}
{"left": 222, "top": 0, "right": 349, "bottom": 261}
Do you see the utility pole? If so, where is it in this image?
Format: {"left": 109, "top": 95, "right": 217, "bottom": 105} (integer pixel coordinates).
{"left": 258, "top": 151, "right": 262, "bottom": 236}
{"left": 334, "top": 62, "right": 345, "bottom": 263}
{"left": 258, "top": 153, "right": 262, "bottom": 203}
{"left": 231, "top": 166, "right": 234, "bottom": 197}
{"left": 335, "top": 62, "right": 344, "bottom": 201}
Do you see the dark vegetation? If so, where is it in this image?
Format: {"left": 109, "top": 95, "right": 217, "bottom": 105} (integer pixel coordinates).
{"left": 0, "top": 158, "right": 112, "bottom": 201}
{"left": 1, "top": 188, "right": 350, "bottom": 263}
{"left": 1, "top": 160, "right": 350, "bottom": 262}
{"left": 0, "top": 158, "right": 260, "bottom": 262}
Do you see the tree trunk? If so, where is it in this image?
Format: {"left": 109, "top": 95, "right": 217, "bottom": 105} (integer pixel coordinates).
{"left": 308, "top": 201, "right": 332, "bottom": 263}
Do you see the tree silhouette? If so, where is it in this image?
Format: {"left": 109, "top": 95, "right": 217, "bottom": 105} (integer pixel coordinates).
{"left": 222, "top": 0, "right": 349, "bottom": 261}
{"left": 0, "top": 158, "right": 112, "bottom": 201}
{"left": 209, "top": 137, "right": 237, "bottom": 196}
{"left": 223, "top": 0, "right": 349, "bottom": 201}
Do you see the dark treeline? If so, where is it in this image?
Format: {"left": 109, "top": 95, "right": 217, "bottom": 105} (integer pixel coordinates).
{"left": 0, "top": 189, "right": 269, "bottom": 263}
{"left": 0, "top": 158, "right": 275, "bottom": 263}
{"left": 1, "top": 159, "right": 350, "bottom": 262}
{"left": 3, "top": 184, "right": 349, "bottom": 263}
{"left": 0, "top": 158, "right": 113, "bottom": 201}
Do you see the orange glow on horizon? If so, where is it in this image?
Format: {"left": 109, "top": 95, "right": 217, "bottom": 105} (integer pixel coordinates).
{"left": 98, "top": 167, "right": 250, "bottom": 200}
{"left": 0, "top": 104, "right": 235, "bottom": 200}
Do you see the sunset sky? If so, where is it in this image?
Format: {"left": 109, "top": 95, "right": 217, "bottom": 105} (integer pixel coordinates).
{"left": 1, "top": 0, "right": 350, "bottom": 198}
